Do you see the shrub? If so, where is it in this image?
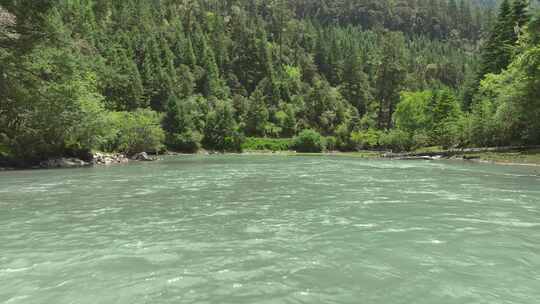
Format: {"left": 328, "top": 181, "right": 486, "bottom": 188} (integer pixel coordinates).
{"left": 162, "top": 95, "right": 204, "bottom": 153}
{"left": 293, "top": 129, "right": 326, "bottom": 153}
{"left": 222, "top": 134, "right": 245, "bottom": 152}
{"left": 394, "top": 91, "right": 431, "bottom": 132}
{"left": 325, "top": 136, "right": 337, "bottom": 151}
{"left": 412, "top": 130, "right": 431, "bottom": 148}
{"left": 104, "top": 109, "right": 165, "bottom": 155}
{"left": 350, "top": 129, "right": 382, "bottom": 150}
{"left": 335, "top": 123, "right": 353, "bottom": 151}
{"left": 166, "top": 131, "right": 202, "bottom": 153}
{"left": 1, "top": 70, "right": 110, "bottom": 162}
{"left": 379, "top": 129, "right": 414, "bottom": 152}
{"left": 202, "top": 100, "right": 244, "bottom": 152}
{"left": 433, "top": 120, "right": 461, "bottom": 149}
{"left": 242, "top": 137, "right": 293, "bottom": 151}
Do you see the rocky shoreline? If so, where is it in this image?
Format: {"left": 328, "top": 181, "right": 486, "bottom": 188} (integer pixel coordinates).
{"left": 380, "top": 146, "right": 540, "bottom": 166}
{"left": 0, "top": 152, "right": 158, "bottom": 171}
{"left": 2, "top": 146, "right": 540, "bottom": 171}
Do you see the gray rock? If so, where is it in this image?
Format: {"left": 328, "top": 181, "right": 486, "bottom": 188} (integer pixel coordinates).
{"left": 131, "top": 152, "right": 155, "bottom": 161}
{"left": 92, "top": 152, "right": 129, "bottom": 165}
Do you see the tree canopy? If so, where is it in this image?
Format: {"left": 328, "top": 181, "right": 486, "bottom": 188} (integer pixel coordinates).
{"left": 1, "top": 0, "right": 539, "bottom": 162}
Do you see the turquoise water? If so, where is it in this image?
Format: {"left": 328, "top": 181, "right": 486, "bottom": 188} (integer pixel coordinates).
{"left": 1, "top": 155, "right": 539, "bottom": 303}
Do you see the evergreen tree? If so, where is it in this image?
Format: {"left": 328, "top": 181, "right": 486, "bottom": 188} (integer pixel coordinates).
{"left": 246, "top": 89, "right": 270, "bottom": 137}
{"left": 340, "top": 54, "right": 372, "bottom": 117}
{"left": 199, "top": 38, "right": 226, "bottom": 98}
{"left": 479, "top": 0, "right": 516, "bottom": 76}
{"left": 202, "top": 100, "right": 243, "bottom": 151}
{"left": 512, "top": 0, "right": 530, "bottom": 29}
{"left": 101, "top": 48, "right": 145, "bottom": 111}
{"left": 375, "top": 31, "right": 407, "bottom": 129}
{"left": 162, "top": 95, "right": 202, "bottom": 152}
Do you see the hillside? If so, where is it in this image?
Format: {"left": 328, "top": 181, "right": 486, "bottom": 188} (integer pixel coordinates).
{"left": 0, "top": 0, "right": 539, "bottom": 163}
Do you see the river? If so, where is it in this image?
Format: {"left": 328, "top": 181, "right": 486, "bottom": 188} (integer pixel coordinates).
{"left": 1, "top": 155, "right": 539, "bottom": 303}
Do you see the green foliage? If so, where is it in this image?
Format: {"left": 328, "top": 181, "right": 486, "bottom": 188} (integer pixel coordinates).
{"left": 350, "top": 129, "right": 382, "bottom": 150}
{"left": 166, "top": 132, "right": 202, "bottom": 154}
{"left": 479, "top": 0, "right": 516, "bottom": 76}
{"left": 394, "top": 91, "right": 432, "bottom": 133}
{"left": 428, "top": 89, "right": 463, "bottom": 148}
{"left": 334, "top": 123, "right": 354, "bottom": 151}
{"left": 375, "top": 31, "right": 408, "bottom": 129}
{"left": 245, "top": 89, "right": 270, "bottom": 137}
{"left": 325, "top": 136, "right": 338, "bottom": 151}
{"left": 4, "top": 0, "right": 538, "bottom": 165}
{"left": 293, "top": 130, "right": 326, "bottom": 153}
{"left": 391, "top": 89, "right": 464, "bottom": 149}
{"left": 303, "top": 79, "right": 352, "bottom": 135}
{"left": 379, "top": 129, "right": 415, "bottom": 152}
{"left": 163, "top": 95, "right": 202, "bottom": 153}
{"left": 340, "top": 54, "right": 372, "bottom": 116}
{"left": 202, "top": 100, "right": 244, "bottom": 152}
{"left": 466, "top": 22, "right": 540, "bottom": 147}
{"left": 0, "top": 44, "right": 109, "bottom": 161}
{"left": 242, "top": 138, "right": 293, "bottom": 152}
{"left": 105, "top": 109, "right": 165, "bottom": 155}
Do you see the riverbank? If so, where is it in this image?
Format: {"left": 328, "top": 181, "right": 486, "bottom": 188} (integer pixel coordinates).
{"left": 382, "top": 146, "right": 540, "bottom": 166}
{"left": 0, "top": 152, "right": 158, "bottom": 171}
{"left": 452, "top": 149, "right": 540, "bottom": 166}
{"left": 3, "top": 147, "right": 540, "bottom": 171}
{"left": 243, "top": 147, "right": 540, "bottom": 167}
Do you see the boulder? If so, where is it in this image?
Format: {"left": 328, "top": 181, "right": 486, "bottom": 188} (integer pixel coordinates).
{"left": 91, "top": 152, "right": 129, "bottom": 165}
{"left": 131, "top": 152, "right": 155, "bottom": 161}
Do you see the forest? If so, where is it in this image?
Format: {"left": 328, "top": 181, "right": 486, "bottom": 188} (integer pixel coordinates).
{"left": 1, "top": 0, "right": 539, "bottom": 163}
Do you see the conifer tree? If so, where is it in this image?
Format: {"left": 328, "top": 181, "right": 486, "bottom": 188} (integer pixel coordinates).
{"left": 479, "top": 0, "right": 515, "bottom": 76}
{"left": 340, "top": 54, "right": 372, "bottom": 117}
{"left": 203, "top": 100, "right": 243, "bottom": 152}
{"left": 200, "top": 38, "right": 225, "bottom": 98}
{"left": 512, "top": 0, "right": 530, "bottom": 29}
{"left": 246, "top": 88, "right": 270, "bottom": 137}
{"left": 375, "top": 31, "right": 407, "bottom": 129}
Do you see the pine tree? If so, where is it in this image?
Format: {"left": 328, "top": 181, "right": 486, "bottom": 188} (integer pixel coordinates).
{"left": 199, "top": 38, "right": 225, "bottom": 98}
{"left": 163, "top": 95, "right": 182, "bottom": 135}
{"left": 203, "top": 100, "right": 243, "bottom": 152}
{"left": 340, "top": 54, "right": 372, "bottom": 117}
{"left": 163, "top": 95, "right": 201, "bottom": 152}
{"left": 177, "top": 64, "right": 196, "bottom": 99}
{"left": 246, "top": 88, "right": 270, "bottom": 137}
{"left": 459, "top": 0, "right": 473, "bottom": 39}
{"left": 102, "top": 48, "right": 145, "bottom": 111}
{"left": 183, "top": 37, "right": 197, "bottom": 68}
{"left": 479, "top": 0, "right": 515, "bottom": 76}
{"left": 448, "top": 0, "right": 459, "bottom": 29}
{"left": 512, "top": 0, "right": 530, "bottom": 29}
{"left": 375, "top": 31, "right": 407, "bottom": 129}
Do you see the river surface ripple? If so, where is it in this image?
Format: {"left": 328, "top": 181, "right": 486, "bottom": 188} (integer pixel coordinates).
{"left": 1, "top": 155, "right": 539, "bottom": 303}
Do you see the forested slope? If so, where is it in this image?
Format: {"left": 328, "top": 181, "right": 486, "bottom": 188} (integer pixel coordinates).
{"left": 0, "top": 0, "right": 538, "bottom": 162}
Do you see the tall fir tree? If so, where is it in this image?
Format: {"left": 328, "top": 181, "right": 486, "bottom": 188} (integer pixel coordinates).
{"left": 512, "top": 0, "right": 530, "bottom": 29}
{"left": 479, "top": 0, "right": 516, "bottom": 76}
